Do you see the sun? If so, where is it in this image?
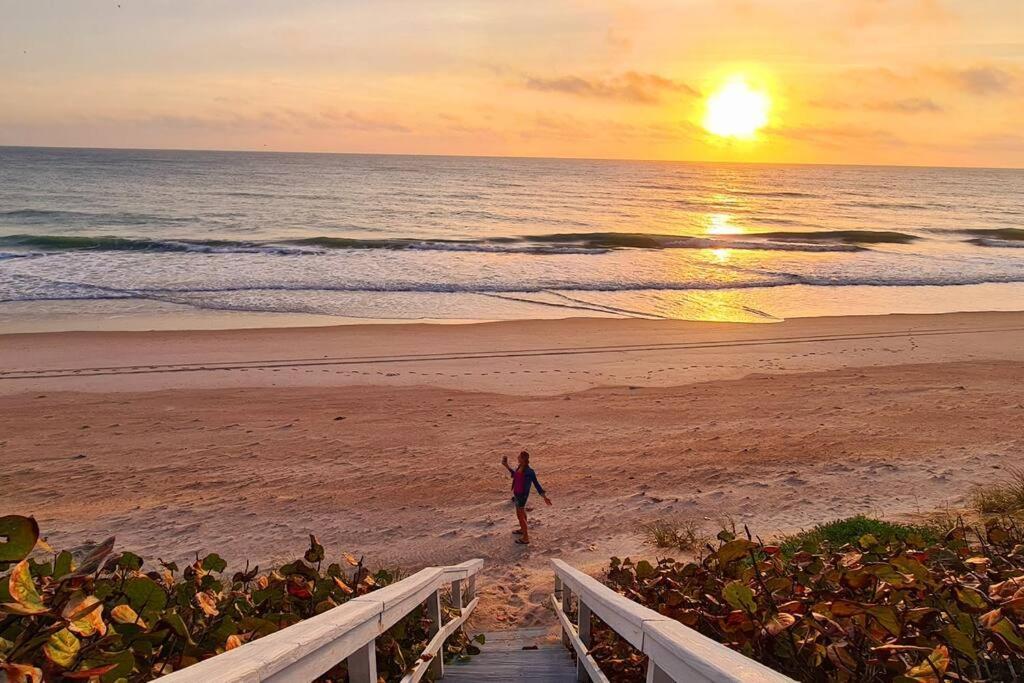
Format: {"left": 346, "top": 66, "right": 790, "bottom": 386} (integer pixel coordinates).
{"left": 703, "top": 77, "right": 771, "bottom": 139}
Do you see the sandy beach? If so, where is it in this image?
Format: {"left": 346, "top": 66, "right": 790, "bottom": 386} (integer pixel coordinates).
{"left": 3, "top": 311, "right": 1024, "bottom": 628}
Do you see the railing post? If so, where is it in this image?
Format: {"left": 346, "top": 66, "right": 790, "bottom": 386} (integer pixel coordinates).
{"left": 562, "top": 584, "right": 574, "bottom": 648}
{"left": 645, "top": 659, "right": 672, "bottom": 683}
{"left": 427, "top": 588, "right": 444, "bottom": 679}
{"left": 346, "top": 641, "right": 377, "bottom": 683}
{"left": 576, "top": 600, "right": 592, "bottom": 682}
{"left": 452, "top": 578, "right": 463, "bottom": 610}
{"left": 467, "top": 573, "right": 477, "bottom": 602}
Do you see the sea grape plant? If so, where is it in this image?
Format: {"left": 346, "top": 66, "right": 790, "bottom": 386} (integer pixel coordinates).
{"left": 591, "top": 517, "right": 1024, "bottom": 682}
{"left": 0, "top": 516, "right": 478, "bottom": 682}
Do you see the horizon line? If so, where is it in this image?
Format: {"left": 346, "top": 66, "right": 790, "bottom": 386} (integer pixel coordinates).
{"left": 1, "top": 143, "right": 1021, "bottom": 172}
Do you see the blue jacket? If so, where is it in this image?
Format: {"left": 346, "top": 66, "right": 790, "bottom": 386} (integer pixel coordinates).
{"left": 509, "top": 465, "right": 545, "bottom": 498}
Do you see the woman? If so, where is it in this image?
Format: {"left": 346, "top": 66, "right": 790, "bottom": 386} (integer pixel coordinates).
{"left": 501, "top": 450, "right": 551, "bottom": 545}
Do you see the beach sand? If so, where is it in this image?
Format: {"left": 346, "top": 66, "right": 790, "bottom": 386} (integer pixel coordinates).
{"left": 3, "top": 311, "right": 1024, "bottom": 629}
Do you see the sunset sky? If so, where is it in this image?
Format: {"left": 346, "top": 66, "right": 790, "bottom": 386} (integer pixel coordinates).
{"left": 1, "top": 0, "right": 1022, "bottom": 167}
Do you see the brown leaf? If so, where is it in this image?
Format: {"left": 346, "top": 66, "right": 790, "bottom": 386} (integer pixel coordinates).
{"left": 194, "top": 591, "right": 219, "bottom": 617}
{"left": 765, "top": 612, "right": 796, "bottom": 636}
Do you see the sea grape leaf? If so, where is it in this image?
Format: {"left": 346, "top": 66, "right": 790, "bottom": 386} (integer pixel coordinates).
{"left": 8, "top": 560, "right": 45, "bottom": 613}
{"left": 988, "top": 616, "right": 1024, "bottom": 650}
{"left": 765, "top": 613, "right": 796, "bottom": 636}
{"left": 195, "top": 591, "right": 219, "bottom": 617}
{"left": 714, "top": 539, "right": 758, "bottom": 564}
{"left": 116, "top": 551, "right": 143, "bottom": 571}
{"left": 53, "top": 550, "right": 74, "bottom": 578}
{"left": 304, "top": 535, "right": 325, "bottom": 564}
{"left": 160, "top": 611, "right": 195, "bottom": 645}
{"left": 99, "top": 650, "right": 135, "bottom": 683}
{"left": 63, "top": 664, "right": 118, "bottom": 680}
{"left": 201, "top": 553, "right": 227, "bottom": 573}
{"left": 124, "top": 576, "right": 167, "bottom": 613}
{"left": 111, "top": 604, "right": 145, "bottom": 627}
{"left": 62, "top": 592, "right": 107, "bottom": 637}
{"left": 0, "top": 516, "right": 39, "bottom": 563}
{"left": 635, "top": 560, "right": 655, "bottom": 579}
{"left": 955, "top": 586, "right": 989, "bottom": 612}
{"left": 905, "top": 645, "right": 949, "bottom": 682}
{"left": 867, "top": 605, "right": 901, "bottom": 636}
{"left": 723, "top": 581, "right": 756, "bottom": 613}
{"left": 73, "top": 537, "right": 115, "bottom": 576}
{"left": 0, "top": 663, "right": 43, "bottom": 683}
{"left": 43, "top": 628, "right": 80, "bottom": 668}
{"left": 941, "top": 625, "right": 977, "bottom": 661}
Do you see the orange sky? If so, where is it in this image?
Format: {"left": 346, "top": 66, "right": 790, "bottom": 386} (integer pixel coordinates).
{"left": 1, "top": 0, "right": 1023, "bottom": 167}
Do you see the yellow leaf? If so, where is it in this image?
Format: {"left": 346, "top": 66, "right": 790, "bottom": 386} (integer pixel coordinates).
{"left": 226, "top": 634, "right": 243, "bottom": 650}
{"left": 43, "top": 628, "right": 80, "bottom": 668}
{"left": 111, "top": 603, "right": 146, "bottom": 628}
{"left": 344, "top": 553, "right": 360, "bottom": 567}
{"left": 906, "top": 645, "right": 949, "bottom": 682}
{"left": 333, "top": 576, "right": 353, "bottom": 594}
{"left": 62, "top": 592, "right": 106, "bottom": 637}
{"left": 194, "top": 591, "right": 219, "bottom": 617}
{"left": 8, "top": 560, "right": 45, "bottom": 612}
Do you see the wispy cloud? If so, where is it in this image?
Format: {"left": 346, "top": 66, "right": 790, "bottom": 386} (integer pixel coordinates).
{"left": 941, "top": 65, "right": 1017, "bottom": 95}
{"left": 523, "top": 71, "right": 698, "bottom": 104}
{"left": 811, "top": 97, "right": 944, "bottom": 113}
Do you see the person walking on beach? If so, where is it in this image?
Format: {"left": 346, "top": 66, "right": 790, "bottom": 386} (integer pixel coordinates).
{"left": 502, "top": 450, "right": 551, "bottom": 545}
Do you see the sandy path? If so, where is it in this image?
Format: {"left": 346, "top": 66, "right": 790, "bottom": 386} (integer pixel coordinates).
{"left": 2, "top": 312, "right": 1024, "bottom": 628}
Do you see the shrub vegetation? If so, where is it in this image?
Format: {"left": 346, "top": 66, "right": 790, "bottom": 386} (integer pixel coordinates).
{"left": 596, "top": 516, "right": 1024, "bottom": 682}
{"left": 0, "top": 516, "right": 478, "bottom": 682}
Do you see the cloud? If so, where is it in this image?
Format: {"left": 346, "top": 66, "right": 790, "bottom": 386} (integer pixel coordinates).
{"left": 523, "top": 71, "right": 698, "bottom": 104}
{"left": 944, "top": 66, "right": 1017, "bottom": 95}
{"left": 770, "top": 124, "right": 904, "bottom": 148}
{"left": 811, "top": 97, "right": 944, "bottom": 113}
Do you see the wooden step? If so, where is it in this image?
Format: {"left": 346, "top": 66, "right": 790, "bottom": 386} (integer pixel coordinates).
{"left": 444, "top": 628, "right": 577, "bottom": 682}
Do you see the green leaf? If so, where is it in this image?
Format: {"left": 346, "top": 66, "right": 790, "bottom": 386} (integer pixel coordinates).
{"left": 989, "top": 617, "right": 1024, "bottom": 650}
{"left": 723, "top": 581, "right": 757, "bottom": 613}
{"left": 0, "top": 516, "right": 39, "bottom": 563}
{"left": 160, "top": 611, "right": 195, "bottom": 645}
{"left": 866, "top": 606, "right": 901, "bottom": 636}
{"left": 304, "top": 535, "right": 325, "bottom": 564}
{"left": 54, "top": 550, "right": 74, "bottom": 578}
{"left": 635, "top": 560, "right": 656, "bottom": 579}
{"left": 714, "top": 539, "right": 758, "bottom": 564}
{"left": 99, "top": 650, "right": 135, "bottom": 683}
{"left": 124, "top": 576, "right": 167, "bottom": 614}
{"left": 43, "top": 629, "right": 80, "bottom": 668}
{"left": 941, "top": 625, "right": 977, "bottom": 662}
{"left": 201, "top": 553, "right": 227, "bottom": 573}
{"left": 474, "top": 633, "right": 486, "bottom": 644}
{"left": 116, "top": 552, "right": 143, "bottom": 571}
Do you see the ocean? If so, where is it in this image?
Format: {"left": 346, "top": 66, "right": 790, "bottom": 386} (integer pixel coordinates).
{"left": 1, "top": 146, "right": 1022, "bottom": 331}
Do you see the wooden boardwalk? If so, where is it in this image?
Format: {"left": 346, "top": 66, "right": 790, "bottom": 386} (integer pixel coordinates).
{"left": 444, "top": 627, "right": 577, "bottom": 682}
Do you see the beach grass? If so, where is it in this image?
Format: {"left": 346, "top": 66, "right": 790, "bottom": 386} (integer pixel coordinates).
{"left": 970, "top": 466, "right": 1024, "bottom": 514}
{"left": 777, "top": 514, "right": 938, "bottom": 555}
{"left": 639, "top": 517, "right": 705, "bottom": 551}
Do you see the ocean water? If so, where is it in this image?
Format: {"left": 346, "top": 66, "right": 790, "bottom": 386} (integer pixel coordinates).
{"left": 1, "top": 146, "right": 1022, "bottom": 330}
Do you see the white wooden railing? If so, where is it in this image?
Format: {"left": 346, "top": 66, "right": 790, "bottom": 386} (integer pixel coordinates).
{"left": 551, "top": 559, "right": 795, "bottom": 683}
{"left": 161, "top": 559, "right": 483, "bottom": 682}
